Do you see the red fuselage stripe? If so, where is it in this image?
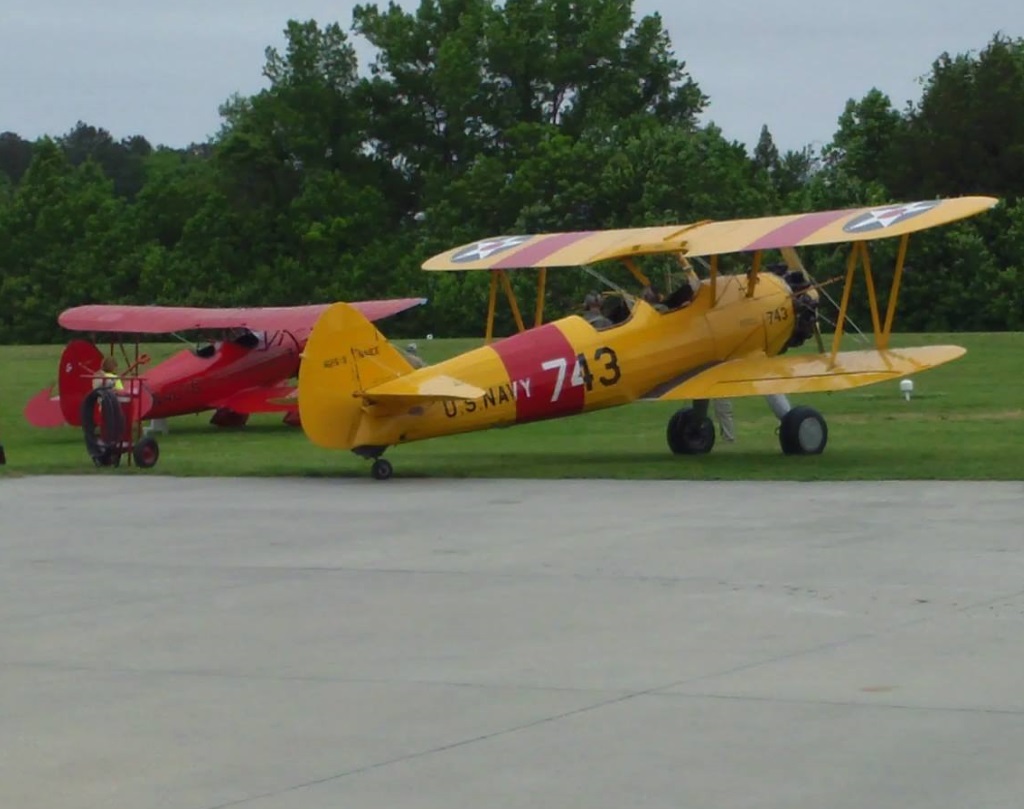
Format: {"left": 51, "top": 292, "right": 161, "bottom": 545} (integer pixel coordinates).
{"left": 489, "top": 323, "right": 585, "bottom": 423}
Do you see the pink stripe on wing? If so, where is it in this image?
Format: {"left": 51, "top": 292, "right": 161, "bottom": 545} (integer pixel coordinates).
{"left": 743, "top": 209, "right": 852, "bottom": 251}
{"left": 492, "top": 231, "right": 595, "bottom": 268}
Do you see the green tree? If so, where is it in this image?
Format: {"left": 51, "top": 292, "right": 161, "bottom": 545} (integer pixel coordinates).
{"left": 752, "top": 124, "right": 780, "bottom": 176}
{"left": 353, "top": 0, "right": 706, "bottom": 195}
{"left": 0, "top": 132, "right": 34, "bottom": 185}
{"left": 820, "top": 89, "right": 903, "bottom": 189}
{"left": 0, "top": 140, "right": 144, "bottom": 341}
{"left": 892, "top": 33, "right": 1024, "bottom": 200}
{"left": 353, "top": 0, "right": 495, "bottom": 181}
{"left": 58, "top": 121, "right": 153, "bottom": 199}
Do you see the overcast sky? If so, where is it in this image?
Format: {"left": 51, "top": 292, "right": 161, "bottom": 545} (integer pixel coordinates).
{"left": 3, "top": 0, "right": 1022, "bottom": 154}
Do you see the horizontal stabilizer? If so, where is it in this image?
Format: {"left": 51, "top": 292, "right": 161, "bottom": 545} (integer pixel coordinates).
{"left": 648, "top": 345, "right": 966, "bottom": 400}
{"left": 364, "top": 373, "right": 486, "bottom": 405}
{"left": 24, "top": 386, "right": 66, "bottom": 428}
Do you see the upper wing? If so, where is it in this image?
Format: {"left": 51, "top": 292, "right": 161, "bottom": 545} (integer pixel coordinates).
{"left": 679, "top": 197, "right": 996, "bottom": 257}
{"left": 645, "top": 346, "right": 966, "bottom": 401}
{"left": 57, "top": 298, "right": 427, "bottom": 334}
{"left": 421, "top": 226, "right": 692, "bottom": 271}
{"left": 422, "top": 196, "right": 998, "bottom": 270}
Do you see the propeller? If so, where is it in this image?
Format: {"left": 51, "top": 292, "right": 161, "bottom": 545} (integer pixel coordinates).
{"left": 778, "top": 246, "right": 879, "bottom": 353}
{"left": 778, "top": 247, "right": 825, "bottom": 352}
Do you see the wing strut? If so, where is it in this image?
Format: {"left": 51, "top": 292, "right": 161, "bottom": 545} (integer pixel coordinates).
{"left": 858, "top": 241, "right": 883, "bottom": 337}
{"left": 498, "top": 271, "right": 526, "bottom": 333}
{"left": 534, "top": 268, "right": 547, "bottom": 328}
{"left": 881, "top": 234, "right": 910, "bottom": 349}
{"left": 745, "top": 250, "right": 763, "bottom": 297}
{"left": 830, "top": 234, "right": 912, "bottom": 359}
{"left": 622, "top": 257, "right": 652, "bottom": 288}
{"left": 483, "top": 268, "right": 545, "bottom": 344}
{"left": 484, "top": 271, "right": 499, "bottom": 344}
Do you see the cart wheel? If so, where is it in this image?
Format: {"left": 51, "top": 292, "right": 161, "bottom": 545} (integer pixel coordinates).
{"left": 371, "top": 458, "right": 393, "bottom": 480}
{"left": 92, "top": 444, "right": 119, "bottom": 467}
{"left": 133, "top": 436, "right": 160, "bottom": 469}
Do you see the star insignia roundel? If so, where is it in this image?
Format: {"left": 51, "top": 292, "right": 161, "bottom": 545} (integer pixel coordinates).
{"left": 451, "top": 235, "right": 531, "bottom": 263}
{"left": 842, "top": 200, "right": 940, "bottom": 234}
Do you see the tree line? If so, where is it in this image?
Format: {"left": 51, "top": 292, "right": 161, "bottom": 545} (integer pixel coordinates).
{"left": 1, "top": 0, "right": 1022, "bottom": 344}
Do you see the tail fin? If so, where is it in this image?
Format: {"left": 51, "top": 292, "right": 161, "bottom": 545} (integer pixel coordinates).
{"left": 298, "top": 301, "right": 415, "bottom": 450}
{"left": 58, "top": 339, "right": 105, "bottom": 426}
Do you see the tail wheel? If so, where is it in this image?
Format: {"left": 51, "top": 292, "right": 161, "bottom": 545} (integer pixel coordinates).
{"left": 666, "top": 408, "right": 716, "bottom": 455}
{"left": 210, "top": 408, "right": 249, "bottom": 428}
{"left": 371, "top": 458, "right": 393, "bottom": 480}
{"left": 133, "top": 435, "right": 160, "bottom": 469}
{"left": 779, "top": 406, "right": 828, "bottom": 455}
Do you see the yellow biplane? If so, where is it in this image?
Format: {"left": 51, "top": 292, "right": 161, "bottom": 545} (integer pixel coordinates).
{"left": 298, "top": 196, "right": 998, "bottom": 479}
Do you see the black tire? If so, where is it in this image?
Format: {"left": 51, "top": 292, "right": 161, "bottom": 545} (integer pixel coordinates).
{"left": 371, "top": 458, "right": 394, "bottom": 480}
{"left": 81, "top": 387, "right": 125, "bottom": 466}
{"left": 779, "top": 406, "right": 828, "bottom": 455}
{"left": 133, "top": 436, "right": 160, "bottom": 469}
{"left": 666, "top": 408, "right": 717, "bottom": 455}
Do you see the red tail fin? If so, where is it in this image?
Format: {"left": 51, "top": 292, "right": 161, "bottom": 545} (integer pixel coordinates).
{"left": 58, "top": 340, "right": 104, "bottom": 426}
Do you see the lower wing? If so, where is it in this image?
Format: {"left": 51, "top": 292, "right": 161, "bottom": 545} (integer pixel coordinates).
{"left": 213, "top": 385, "right": 298, "bottom": 414}
{"left": 646, "top": 346, "right": 966, "bottom": 400}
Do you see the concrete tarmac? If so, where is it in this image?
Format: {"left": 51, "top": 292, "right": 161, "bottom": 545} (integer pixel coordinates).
{"left": 1, "top": 476, "right": 1023, "bottom": 809}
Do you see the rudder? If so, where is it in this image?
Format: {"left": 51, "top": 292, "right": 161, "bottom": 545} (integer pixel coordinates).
{"left": 58, "top": 339, "right": 105, "bottom": 426}
{"left": 298, "top": 302, "right": 414, "bottom": 450}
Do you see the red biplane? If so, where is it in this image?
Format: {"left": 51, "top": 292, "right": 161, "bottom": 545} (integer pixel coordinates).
{"left": 24, "top": 297, "right": 425, "bottom": 468}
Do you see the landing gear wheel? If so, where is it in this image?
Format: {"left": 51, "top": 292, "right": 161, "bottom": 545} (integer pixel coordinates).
{"left": 666, "top": 407, "right": 716, "bottom": 455}
{"left": 133, "top": 435, "right": 160, "bottom": 468}
{"left": 779, "top": 406, "right": 828, "bottom": 455}
{"left": 371, "top": 458, "right": 393, "bottom": 480}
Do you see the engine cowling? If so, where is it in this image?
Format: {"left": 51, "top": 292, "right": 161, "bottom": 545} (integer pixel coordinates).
{"left": 784, "top": 271, "right": 820, "bottom": 349}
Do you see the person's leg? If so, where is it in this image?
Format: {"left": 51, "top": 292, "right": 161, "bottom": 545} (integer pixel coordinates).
{"left": 713, "top": 399, "right": 735, "bottom": 441}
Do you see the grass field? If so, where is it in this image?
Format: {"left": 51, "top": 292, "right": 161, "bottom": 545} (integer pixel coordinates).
{"left": 1, "top": 332, "right": 1021, "bottom": 480}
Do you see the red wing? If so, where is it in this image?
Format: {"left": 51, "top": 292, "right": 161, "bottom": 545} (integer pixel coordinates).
{"left": 57, "top": 298, "right": 426, "bottom": 334}
{"left": 214, "top": 385, "right": 297, "bottom": 415}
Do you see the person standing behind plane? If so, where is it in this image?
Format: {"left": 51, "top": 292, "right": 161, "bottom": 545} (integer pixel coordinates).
{"left": 402, "top": 342, "right": 427, "bottom": 369}
{"left": 712, "top": 394, "right": 792, "bottom": 443}
{"left": 93, "top": 356, "right": 124, "bottom": 391}
{"left": 713, "top": 399, "right": 735, "bottom": 442}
